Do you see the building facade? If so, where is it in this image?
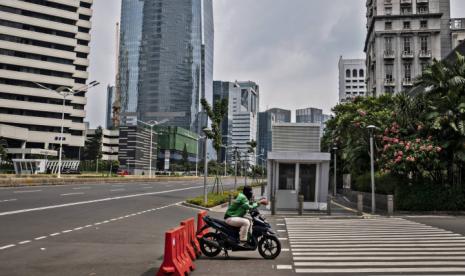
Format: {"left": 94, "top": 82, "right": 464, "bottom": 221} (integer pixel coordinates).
{"left": 118, "top": 125, "right": 157, "bottom": 175}
{"left": 155, "top": 126, "right": 199, "bottom": 171}
{"left": 267, "top": 108, "right": 291, "bottom": 123}
{"left": 0, "top": 0, "right": 94, "bottom": 159}
{"left": 338, "top": 57, "right": 367, "bottom": 102}
{"left": 257, "top": 111, "right": 275, "bottom": 163}
{"left": 365, "top": 0, "right": 452, "bottom": 96}
{"left": 106, "top": 85, "right": 115, "bottom": 129}
{"left": 85, "top": 128, "right": 119, "bottom": 161}
{"left": 296, "top": 108, "right": 323, "bottom": 124}
{"left": 451, "top": 18, "right": 465, "bottom": 49}
{"left": 118, "top": 0, "right": 214, "bottom": 134}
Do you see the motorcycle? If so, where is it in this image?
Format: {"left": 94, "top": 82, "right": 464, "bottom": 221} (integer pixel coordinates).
{"left": 197, "top": 207, "right": 281, "bottom": 259}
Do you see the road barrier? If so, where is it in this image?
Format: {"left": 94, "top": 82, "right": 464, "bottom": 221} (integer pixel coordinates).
{"left": 157, "top": 211, "right": 209, "bottom": 275}
{"left": 180, "top": 218, "right": 200, "bottom": 259}
{"left": 196, "top": 210, "right": 209, "bottom": 239}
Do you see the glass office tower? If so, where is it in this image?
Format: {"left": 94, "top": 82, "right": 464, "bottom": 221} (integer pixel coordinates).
{"left": 118, "top": 0, "right": 214, "bottom": 133}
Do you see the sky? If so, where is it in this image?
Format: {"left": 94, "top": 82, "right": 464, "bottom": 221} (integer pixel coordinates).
{"left": 86, "top": 0, "right": 465, "bottom": 128}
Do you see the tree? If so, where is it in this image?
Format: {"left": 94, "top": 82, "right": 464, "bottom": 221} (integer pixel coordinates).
{"left": 201, "top": 98, "right": 228, "bottom": 162}
{"left": 0, "top": 139, "right": 8, "bottom": 162}
{"left": 182, "top": 143, "right": 190, "bottom": 171}
{"left": 83, "top": 126, "right": 103, "bottom": 161}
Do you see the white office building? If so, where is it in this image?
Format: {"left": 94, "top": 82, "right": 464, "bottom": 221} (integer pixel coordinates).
{"left": 338, "top": 57, "right": 367, "bottom": 102}
{"left": 0, "top": 0, "right": 94, "bottom": 159}
{"left": 85, "top": 128, "right": 119, "bottom": 161}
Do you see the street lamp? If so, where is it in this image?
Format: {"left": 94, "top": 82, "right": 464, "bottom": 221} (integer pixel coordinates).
{"left": 34, "top": 81, "right": 100, "bottom": 178}
{"left": 202, "top": 127, "right": 211, "bottom": 204}
{"left": 332, "top": 146, "right": 338, "bottom": 196}
{"left": 137, "top": 119, "right": 169, "bottom": 178}
{"left": 367, "top": 124, "right": 379, "bottom": 214}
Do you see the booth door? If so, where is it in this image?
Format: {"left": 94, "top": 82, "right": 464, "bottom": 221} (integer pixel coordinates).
{"left": 276, "top": 163, "right": 297, "bottom": 209}
{"left": 299, "top": 164, "right": 319, "bottom": 209}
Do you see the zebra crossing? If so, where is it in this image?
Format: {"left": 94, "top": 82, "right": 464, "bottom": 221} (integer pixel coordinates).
{"left": 285, "top": 217, "right": 465, "bottom": 275}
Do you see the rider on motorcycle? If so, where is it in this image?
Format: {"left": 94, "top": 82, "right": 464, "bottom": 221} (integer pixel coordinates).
{"left": 224, "top": 186, "right": 268, "bottom": 246}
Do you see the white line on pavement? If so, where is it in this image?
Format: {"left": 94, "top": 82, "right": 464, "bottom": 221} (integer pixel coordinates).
{"left": 34, "top": 236, "right": 46, "bottom": 240}
{"left": 62, "top": 230, "right": 72, "bottom": 233}
{"left": 72, "top": 187, "right": 91, "bottom": 190}
{"left": 0, "top": 185, "right": 204, "bottom": 216}
{"left": 110, "top": 189, "right": 125, "bottom": 192}
{"left": 13, "top": 190, "right": 42, "bottom": 193}
{"left": 0, "top": 199, "right": 17, "bottom": 203}
{"left": 276, "top": 265, "right": 293, "bottom": 270}
{"left": 294, "top": 256, "right": 465, "bottom": 261}
{"left": 18, "top": 240, "right": 31, "bottom": 245}
{"left": 0, "top": 244, "right": 15, "bottom": 250}
{"left": 60, "top": 192, "right": 84, "bottom": 196}
{"left": 73, "top": 227, "right": 83, "bottom": 231}
{"left": 50, "top": 233, "right": 60, "bottom": 236}
{"left": 294, "top": 261, "right": 465, "bottom": 267}
{"left": 295, "top": 268, "right": 465, "bottom": 274}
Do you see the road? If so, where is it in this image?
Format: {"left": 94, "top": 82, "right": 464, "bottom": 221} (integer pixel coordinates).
{"left": 0, "top": 178, "right": 237, "bottom": 276}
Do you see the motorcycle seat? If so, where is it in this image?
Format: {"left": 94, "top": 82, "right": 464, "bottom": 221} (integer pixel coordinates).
{"left": 211, "top": 217, "right": 241, "bottom": 232}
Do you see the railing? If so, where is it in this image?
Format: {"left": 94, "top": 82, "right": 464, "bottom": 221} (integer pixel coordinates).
{"left": 417, "top": 0, "right": 428, "bottom": 3}
{"left": 401, "top": 0, "right": 412, "bottom": 4}
{"left": 451, "top": 18, "right": 465, "bottom": 30}
{"left": 402, "top": 51, "right": 414, "bottom": 59}
{"left": 384, "top": 50, "right": 395, "bottom": 59}
{"left": 384, "top": 78, "right": 395, "bottom": 86}
{"left": 419, "top": 50, "right": 432, "bottom": 58}
{"left": 402, "top": 78, "right": 413, "bottom": 86}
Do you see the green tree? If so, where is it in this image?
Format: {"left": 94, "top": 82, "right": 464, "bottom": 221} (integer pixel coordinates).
{"left": 83, "top": 126, "right": 103, "bottom": 161}
{"left": 201, "top": 98, "right": 228, "bottom": 162}
{"left": 0, "top": 139, "right": 8, "bottom": 162}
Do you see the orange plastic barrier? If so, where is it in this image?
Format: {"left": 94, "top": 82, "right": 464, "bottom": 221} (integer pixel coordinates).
{"left": 181, "top": 218, "right": 201, "bottom": 259}
{"left": 157, "top": 225, "right": 195, "bottom": 276}
{"left": 196, "top": 210, "right": 209, "bottom": 239}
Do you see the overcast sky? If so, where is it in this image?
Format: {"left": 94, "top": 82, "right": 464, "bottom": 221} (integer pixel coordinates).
{"left": 86, "top": 0, "right": 465, "bottom": 128}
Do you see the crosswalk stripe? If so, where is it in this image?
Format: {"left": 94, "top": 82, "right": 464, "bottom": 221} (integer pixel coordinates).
{"left": 284, "top": 218, "right": 465, "bottom": 275}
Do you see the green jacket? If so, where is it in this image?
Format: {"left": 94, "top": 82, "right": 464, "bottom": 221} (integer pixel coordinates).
{"left": 225, "top": 192, "right": 258, "bottom": 219}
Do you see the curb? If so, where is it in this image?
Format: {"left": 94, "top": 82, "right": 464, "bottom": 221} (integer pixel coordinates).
{"left": 181, "top": 201, "right": 229, "bottom": 212}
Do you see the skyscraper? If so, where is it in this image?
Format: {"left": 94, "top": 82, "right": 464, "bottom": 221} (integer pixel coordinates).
{"left": 106, "top": 85, "right": 115, "bottom": 129}
{"left": 296, "top": 108, "right": 323, "bottom": 124}
{"left": 267, "top": 108, "right": 291, "bottom": 123}
{"left": 0, "top": 0, "right": 94, "bottom": 159}
{"left": 118, "top": 0, "right": 214, "bottom": 134}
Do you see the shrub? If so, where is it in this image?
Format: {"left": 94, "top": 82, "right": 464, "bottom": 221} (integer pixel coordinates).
{"left": 395, "top": 183, "right": 465, "bottom": 211}
{"left": 352, "top": 172, "right": 400, "bottom": 195}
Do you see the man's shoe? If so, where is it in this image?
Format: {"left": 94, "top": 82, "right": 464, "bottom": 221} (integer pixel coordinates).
{"left": 239, "top": 241, "right": 253, "bottom": 249}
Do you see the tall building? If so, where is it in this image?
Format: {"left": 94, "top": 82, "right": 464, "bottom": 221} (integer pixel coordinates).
{"left": 257, "top": 112, "right": 275, "bottom": 162}
{"left": 365, "top": 0, "right": 452, "bottom": 96}
{"left": 118, "top": 0, "right": 214, "bottom": 134}
{"left": 106, "top": 85, "right": 115, "bottom": 129}
{"left": 451, "top": 18, "right": 465, "bottom": 49}
{"left": 0, "top": 0, "right": 94, "bottom": 159}
{"left": 85, "top": 128, "right": 119, "bottom": 161}
{"left": 296, "top": 108, "right": 323, "bottom": 124}
{"left": 338, "top": 57, "right": 367, "bottom": 102}
{"left": 267, "top": 108, "right": 291, "bottom": 123}
{"left": 118, "top": 125, "right": 157, "bottom": 175}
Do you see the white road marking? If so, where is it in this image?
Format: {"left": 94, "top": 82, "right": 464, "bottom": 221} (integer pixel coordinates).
{"left": 72, "top": 187, "right": 91, "bottom": 190}
{"left": 94, "top": 222, "right": 102, "bottom": 225}
{"left": 34, "top": 236, "right": 46, "bottom": 240}
{"left": 50, "top": 233, "right": 60, "bottom": 236}
{"left": 278, "top": 237, "right": 288, "bottom": 241}
{"left": 0, "top": 199, "right": 17, "bottom": 203}
{"left": 294, "top": 256, "right": 465, "bottom": 261}
{"left": 276, "top": 223, "right": 285, "bottom": 226}
{"left": 13, "top": 190, "right": 42, "bottom": 193}
{"left": 62, "top": 230, "right": 72, "bottom": 233}
{"left": 0, "top": 244, "right": 15, "bottom": 250}
{"left": 18, "top": 240, "right": 31, "bottom": 245}
{"left": 276, "top": 265, "right": 293, "bottom": 270}
{"left": 84, "top": 225, "right": 92, "bottom": 228}
{"left": 60, "top": 192, "right": 84, "bottom": 196}
{"left": 281, "top": 248, "right": 290, "bottom": 252}
{"left": 110, "top": 189, "right": 125, "bottom": 192}
{"left": 277, "top": 230, "right": 286, "bottom": 232}
{"left": 0, "top": 185, "right": 204, "bottom": 216}
{"left": 73, "top": 227, "right": 83, "bottom": 231}
{"left": 295, "top": 268, "right": 465, "bottom": 274}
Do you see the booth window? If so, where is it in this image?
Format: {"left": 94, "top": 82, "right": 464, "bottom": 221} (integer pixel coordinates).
{"left": 279, "top": 163, "right": 295, "bottom": 190}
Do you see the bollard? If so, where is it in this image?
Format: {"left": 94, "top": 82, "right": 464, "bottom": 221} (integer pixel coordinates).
{"left": 271, "top": 195, "right": 276, "bottom": 215}
{"left": 298, "top": 195, "right": 304, "bottom": 216}
{"left": 357, "top": 193, "right": 364, "bottom": 216}
{"left": 387, "top": 194, "right": 394, "bottom": 217}
{"left": 327, "top": 195, "right": 332, "bottom": 216}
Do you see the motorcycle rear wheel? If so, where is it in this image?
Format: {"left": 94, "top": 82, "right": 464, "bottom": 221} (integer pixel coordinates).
{"left": 199, "top": 232, "right": 222, "bottom": 257}
{"left": 258, "top": 235, "right": 281, "bottom": 259}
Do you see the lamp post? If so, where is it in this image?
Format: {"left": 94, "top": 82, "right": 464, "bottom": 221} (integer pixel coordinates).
{"left": 367, "top": 125, "right": 379, "bottom": 214}
{"left": 332, "top": 146, "right": 338, "bottom": 196}
{"left": 137, "top": 119, "right": 169, "bottom": 178}
{"left": 195, "top": 135, "right": 206, "bottom": 177}
{"left": 202, "top": 127, "right": 211, "bottom": 205}
{"left": 34, "top": 81, "right": 100, "bottom": 178}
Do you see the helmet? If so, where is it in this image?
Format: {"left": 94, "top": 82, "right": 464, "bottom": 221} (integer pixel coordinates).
{"left": 243, "top": 186, "right": 253, "bottom": 200}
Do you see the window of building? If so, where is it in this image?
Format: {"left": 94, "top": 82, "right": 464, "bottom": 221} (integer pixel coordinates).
{"left": 385, "top": 64, "right": 394, "bottom": 81}
{"left": 401, "top": 6, "right": 412, "bottom": 15}
{"left": 352, "top": 86, "right": 358, "bottom": 89}
{"left": 421, "top": 62, "right": 430, "bottom": 72}
{"left": 359, "top": 69, "right": 364, "bottom": 77}
{"left": 353, "top": 69, "right": 358, "bottom": 78}
{"left": 385, "top": 22, "right": 392, "bottom": 30}
{"left": 385, "top": 86, "right": 395, "bottom": 94}
{"left": 418, "top": 5, "right": 429, "bottom": 14}
{"left": 385, "top": 37, "right": 393, "bottom": 54}
{"left": 279, "top": 164, "right": 295, "bottom": 190}
{"left": 346, "top": 69, "right": 351, "bottom": 78}
{"left": 403, "top": 37, "right": 412, "bottom": 53}
{"left": 346, "top": 86, "right": 351, "bottom": 89}
{"left": 420, "top": 36, "right": 429, "bottom": 52}
{"left": 420, "top": 20, "right": 428, "bottom": 29}
{"left": 385, "top": 7, "right": 392, "bottom": 15}
{"left": 403, "top": 21, "right": 411, "bottom": 29}
{"left": 404, "top": 63, "right": 412, "bottom": 81}
{"left": 346, "top": 80, "right": 351, "bottom": 83}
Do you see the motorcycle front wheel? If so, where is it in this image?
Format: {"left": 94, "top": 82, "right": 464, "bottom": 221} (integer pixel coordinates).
{"left": 199, "top": 232, "right": 222, "bottom": 257}
{"left": 258, "top": 235, "right": 281, "bottom": 259}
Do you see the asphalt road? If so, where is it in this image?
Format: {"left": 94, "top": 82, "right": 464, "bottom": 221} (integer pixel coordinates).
{"left": 0, "top": 178, "right": 238, "bottom": 276}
